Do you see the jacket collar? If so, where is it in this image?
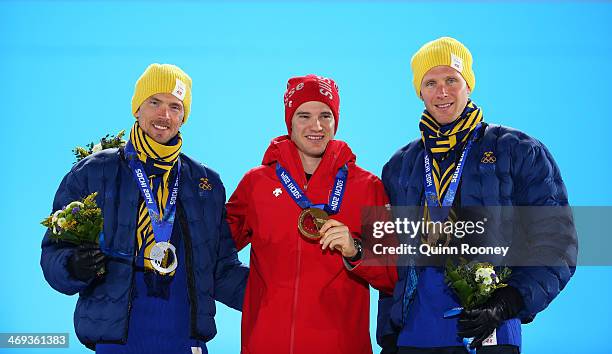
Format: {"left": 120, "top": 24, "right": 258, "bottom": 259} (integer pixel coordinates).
{"left": 261, "top": 135, "right": 356, "bottom": 190}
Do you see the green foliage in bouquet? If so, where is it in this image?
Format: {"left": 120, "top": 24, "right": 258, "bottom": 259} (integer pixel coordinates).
{"left": 73, "top": 130, "right": 126, "bottom": 162}
{"left": 445, "top": 258, "right": 511, "bottom": 310}
{"left": 41, "top": 192, "right": 103, "bottom": 245}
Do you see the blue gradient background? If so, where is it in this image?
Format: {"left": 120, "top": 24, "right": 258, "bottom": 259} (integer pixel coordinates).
{"left": 1, "top": 1, "right": 611, "bottom": 353}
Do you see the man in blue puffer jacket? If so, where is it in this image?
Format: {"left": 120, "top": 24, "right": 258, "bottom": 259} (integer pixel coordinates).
{"left": 40, "top": 64, "right": 248, "bottom": 353}
{"left": 377, "top": 37, "right": 577, "bottom": 354}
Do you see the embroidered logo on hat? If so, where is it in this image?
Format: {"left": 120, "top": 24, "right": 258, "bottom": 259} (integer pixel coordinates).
{"left": 451, "top": 53, "right": 464, "bottom": 73}
{"left": 172, "top": 78, "right": 187, "bottom": 101}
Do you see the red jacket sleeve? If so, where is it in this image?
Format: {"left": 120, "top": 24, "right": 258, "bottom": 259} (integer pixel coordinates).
{"left": 349, "top": 177, "right": 398, "bottom": 294}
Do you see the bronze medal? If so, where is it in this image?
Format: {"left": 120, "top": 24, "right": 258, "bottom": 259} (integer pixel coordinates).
{"left": 426, "top": 222, "right": 452, "bottom": 247}
{"left": 298, "top": 208, "right": 329, "bottom": 239}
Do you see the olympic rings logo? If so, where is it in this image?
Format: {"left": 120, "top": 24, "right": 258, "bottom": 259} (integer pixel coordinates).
{"left": 199, "top": 178, "right": 212, "bottom": 190}
{"left": 481, "top": 151, "right": 496, "bottom": 164}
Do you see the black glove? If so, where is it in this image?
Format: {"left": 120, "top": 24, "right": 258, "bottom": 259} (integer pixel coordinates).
{"left": 380, "top": 333, "right": 398, "bottom": 354}
{"left": 458, "top": 286, "right": 524, "bottom": 349}
{"left": 67, "top": 244, "right": 106, "bottom": 281}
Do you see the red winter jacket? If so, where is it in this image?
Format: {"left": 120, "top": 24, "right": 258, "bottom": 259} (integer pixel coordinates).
{"left": 226, "top": 136, "right": 397, "bottom": 354}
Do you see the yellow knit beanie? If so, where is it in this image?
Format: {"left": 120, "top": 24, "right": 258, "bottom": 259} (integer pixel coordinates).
{"left": 131, "top": 63, "right": 192, "bottom": 123}
{"left": 411, "top": 37, "right": 475, "bottom": 98}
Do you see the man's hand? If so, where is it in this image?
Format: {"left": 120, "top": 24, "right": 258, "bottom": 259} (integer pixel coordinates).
{"left": 319, "top": 219, "right": 357, "bottom": 258}
{"left": 67, "top": 244, "right": 106, "bottom": 281}
{"left": 458, "top": 286, "right": 524, "bottom": 349}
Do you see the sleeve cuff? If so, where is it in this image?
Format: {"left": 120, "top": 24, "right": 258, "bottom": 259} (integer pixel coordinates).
{"left": 342, "top": 256, "right": 363, "bottom": 271}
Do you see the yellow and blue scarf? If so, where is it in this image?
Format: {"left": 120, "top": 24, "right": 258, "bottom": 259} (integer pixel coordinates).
{"left": 129, "top": 122, "right": 182, "bottom": 276}
{"left": 419, "top": 100, "right": 483, "bottom": 203}
{"left": 419, "top": 100, "right": 483, "bottom": 245}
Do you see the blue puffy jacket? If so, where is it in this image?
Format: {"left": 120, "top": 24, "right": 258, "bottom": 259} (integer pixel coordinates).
{"left": 378, "top": 124, "right": 578, "bottom": 347}
{"left": 40, "top": 148, "right": 248, "bottom": 349}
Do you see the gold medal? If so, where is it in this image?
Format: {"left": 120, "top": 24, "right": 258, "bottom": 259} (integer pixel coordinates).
{"left": 298, "top": 208, "right": 329, "bottom": 239}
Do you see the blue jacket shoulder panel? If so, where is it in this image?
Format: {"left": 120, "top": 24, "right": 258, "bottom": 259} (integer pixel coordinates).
{"left": 382, "top": 139, "right": 424, "bottom": 207}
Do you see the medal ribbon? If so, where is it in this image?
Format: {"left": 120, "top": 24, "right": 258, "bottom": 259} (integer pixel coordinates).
{"left": 424, "top": 123, "right": 482, "bottom": 221}
{"left": 275, "top": 163, "right": 348, "bottom": 214}
{"left": 125, "top": 141, "right": 180, "bottom": 245}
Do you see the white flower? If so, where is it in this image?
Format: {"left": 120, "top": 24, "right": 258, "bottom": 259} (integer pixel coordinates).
{"left": 475, "top": 267, "right": 496, "bottom": 285}
{"left": 92, "top": 143, "right": 103, "bottom": 153}
{"left": 52, "top": 209, "right": 62, "bottom": 224}
{"left": 66, "top": 201, "right": 84, "bottom": 210}
{"left": 57, "top": 217, "right": 66, "bottom": 228}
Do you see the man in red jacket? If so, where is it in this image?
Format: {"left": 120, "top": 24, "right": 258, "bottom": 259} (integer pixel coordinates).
{"left": 226, "top": 74, "right": 397, "bottom": 354}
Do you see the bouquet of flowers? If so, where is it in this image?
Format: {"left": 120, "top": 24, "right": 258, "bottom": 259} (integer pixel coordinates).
{"left": 444, "top": 259, "right": 511, "bottom": 353}
{"left": 41, "top": 192, "right": 103, "bottom": 245}
{"left": 73, "top": 130, "right": 126, "bottom": 162}
{"left": 445, "top": 258, "right": 511, "bottom": 310}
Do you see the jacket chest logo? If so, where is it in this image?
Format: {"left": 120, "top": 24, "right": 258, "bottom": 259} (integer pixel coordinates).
{"left": 481, "top": 151, "right": 497, "bottom": 164}
{"left": 272, "top": 187, "right": 282, "bottom": 197}
{"left": 199, "top": 178, "right": 212, "bottom": 190}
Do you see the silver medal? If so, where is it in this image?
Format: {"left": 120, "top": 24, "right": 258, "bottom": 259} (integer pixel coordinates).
{"left": 149, "top": 241, "right": 178, "bottom": 274}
